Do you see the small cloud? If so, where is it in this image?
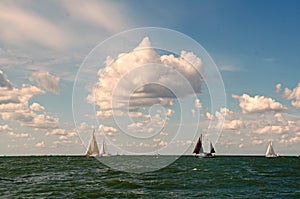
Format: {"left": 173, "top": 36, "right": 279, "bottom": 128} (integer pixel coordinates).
{"left": 252, "top": 139, "right": 263, "bottom": 145}
{"left": 159, "top": 140, "right": 168, "bottom": 146}
{"left": 35, "top": 141, "right": 45, "bottom": 148}
{"left": 195, "top": 98, "right": 202, "bottom": 109}
{"left": 275, "top": 83, "right": 282, "bottom": 93}
{"left": 0, "top": 124, "right": 12, "bottom": 131}
{"left": 191, "top": 109, "right": 196, "bottom": 117}
{"left": 219, "top": 65, "right": 240, "bottom": 72}
{"left": 7, "top": 131, "right": 30, "bottom": 138}
{"left": 46, "top": 128, "right": 66, "bottom": 136}
{"left": 263, "top": 57, "right": 276, "bottom": 62}
{"left": 30, "top": 102, "right": 45, "bottom": 112}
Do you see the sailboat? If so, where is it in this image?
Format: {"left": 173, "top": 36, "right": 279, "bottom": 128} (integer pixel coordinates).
{"left": 85, "top": 130, "right": 100, "bottom": 157}
{"left": 265, "top": 141, "right": 278, "bottom": 158}
{"left": 99, "top": 138, "right": 110, "bottom": 157}
{"left": 193, "top": 134, "right": 216, "bottom": 158}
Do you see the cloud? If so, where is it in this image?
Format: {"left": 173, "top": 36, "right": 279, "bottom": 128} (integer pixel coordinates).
{"left": 126, "top": 112, "right": 166, "bottom": 136}
{"left": 281, "top": 83, "right": 300, "bottom": 108}
{"left": 219, "top": 65, "right": 240, "bottom": 71}
{"left": 87, "top": 37, "right": 203, "bottom": 119}
{"left": 252, "top": 139, "right": 263, "bottom": 145}
{"left": 0, "top": 0, "right": 135, "bottom": 53}
{"left": 205, "top": 105, "right": 300, "bottom": 147}
{"left": 30, "top": 102, "right": 45, "bottom": 112}
{"left": 0, "top": 1, "right": 72, "bottom": 50}
{"left": 0, "top": 124, "right": 12, "bottom": 131}
{"left": 35, "top": 141, "right": 45, "bottom": 148}
{"left": 255, "top": 125, "right": 283, "bottom": 135}
{"left": 275, "top": 83, "right": 281, "bottom": 93}
{"left": 29, "top": 71, "right": 60, "bottom": 94}
{"left": 158, "top": 140, "right": 168, "bottom": 146}
{"left": 46, "top": 128, "right": 66, "bottom": 136}
{"left": 205, "top": 112, "right": 214, "bottom": 120}
{"left": 263, "top": 57, "right": 276, "bottom": 62}
{"left": 195, "top": 98, "right": 202, "bottom": 109}
{"left": 46, "top": 128, "right": 77, "bottom": 139}
{"left": 62, "top": 0, "right": 130, "bottom": 33}
{"left": 99, "top": 124, "right": 118, "bottom": 136}
{"left": 0, "top": 70, "right": 14, "bottom": 88}
{"left": 207, "top": 107, "right": 244, "bottom": 131}
{"left": 7, "top": 131, "right": 30, "bottom": 138}
{"left": 232, "top": 94, "right": 287, "bottom": 114}
{"left": 279, "top": 134, "right": 300, "bottom": 144}
{"left": 223, "top": 119, "right": 244, "bottom": 130}
{"left": 0, "top": 70, "right": 59, "bottom": 129}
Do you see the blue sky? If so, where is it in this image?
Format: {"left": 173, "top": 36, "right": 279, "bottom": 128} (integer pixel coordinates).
{"left": 0, "top": 0, "right": 299, "bottom": 155}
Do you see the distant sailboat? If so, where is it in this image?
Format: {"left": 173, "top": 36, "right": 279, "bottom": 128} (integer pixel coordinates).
{"left": 193, "top": 134, "right": 215, "bottom": 158}
{"left": 265, "top": 141, "right": 278, "bottom": 158}
{"left": 85, "top": 130, "right": 99, "bottom": 157}
{"left": 99, "top": 138, "right": 110, "bottom": 157}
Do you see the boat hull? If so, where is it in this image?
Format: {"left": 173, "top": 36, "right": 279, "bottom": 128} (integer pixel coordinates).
{"left": 195, "top": 153, "right": 215, "bottom": 158}
{"left": 266, "top": 154, "right": 278, "bottom": 158}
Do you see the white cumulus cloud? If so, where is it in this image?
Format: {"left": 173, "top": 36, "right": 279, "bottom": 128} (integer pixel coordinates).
{"left": 29, "top": 71, "right": 60, "bottom": 94}
{"left": 281, "top": 83, "right": 300, "bottom": 108}
{"left": 0, "top": 70, "right": 59, "bottom": 129}
{"left": 232, "top": 94, "right": 287, "bottom": 114}
{"left": 87, "top": 37, "right": 203, "bottom": 119}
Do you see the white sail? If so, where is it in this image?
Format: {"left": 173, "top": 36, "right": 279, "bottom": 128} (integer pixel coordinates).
{"left": 85, "top": 130, "right": 99, "bottom": 157}
{"left": 265, "top": 142, "right": 277, "bottom": 157}
{"left": 199, "top": 134, "right": 204, "bottom": 153}
{"left": 99, "top": 138, "right": 110, "bottom": 157}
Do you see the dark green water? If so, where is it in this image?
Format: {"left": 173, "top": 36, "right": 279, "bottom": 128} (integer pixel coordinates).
{"left": 0, "top": 156, "right": 299, "bottom": 198}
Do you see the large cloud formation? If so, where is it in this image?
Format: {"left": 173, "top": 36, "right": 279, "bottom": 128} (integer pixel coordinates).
{"left": 87, "top": 37, "right": 203, "bottom": 119}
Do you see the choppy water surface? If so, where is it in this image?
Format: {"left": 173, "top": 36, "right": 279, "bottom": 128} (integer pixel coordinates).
{"left": 0, "top": 156, "right": 299, "bottom": 198}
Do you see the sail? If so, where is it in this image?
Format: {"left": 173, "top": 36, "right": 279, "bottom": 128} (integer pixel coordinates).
{"left": 193, "top": 134, "right": 204, "bottom": 154}
{"left": 100, "top": 139, "right": 106, "bottom": 155}
{"left": 85, "top": 130, "right": 99, "bottom": 157}
{"left": 265, "top": 142, "right": 276, "bottom": 157}
{"left": 99, "top": 138, "right": 110, "bottom": 156}
{"left": 210, "top": 142, "right": 215, "bottom": 154}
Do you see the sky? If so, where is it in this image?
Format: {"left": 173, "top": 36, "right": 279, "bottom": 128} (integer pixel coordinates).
{"left": 0, "top": 0, "right": 299, "bottom": 156}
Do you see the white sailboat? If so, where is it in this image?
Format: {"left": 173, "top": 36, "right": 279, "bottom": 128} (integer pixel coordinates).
{"left": 99, "top": 138, "right": 110, "bottom": 157}
{"left": 193, "top": 134, "right": 215, "bottom": 158}
{"left": 85, "top": 130, "right": 100, "bottom": 157}
{"left": 265, "top": 141, "right": 278, "bottom": 158}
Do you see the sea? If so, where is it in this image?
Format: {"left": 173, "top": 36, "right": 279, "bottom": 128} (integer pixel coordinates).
{"left": 0, "top": 156, "right": 299, "bottom": 198}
